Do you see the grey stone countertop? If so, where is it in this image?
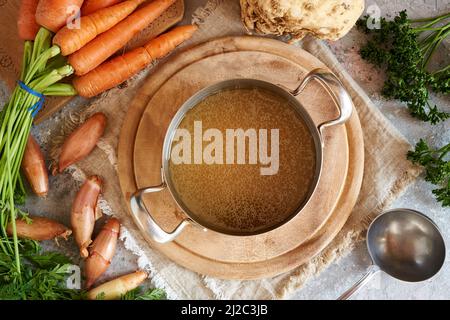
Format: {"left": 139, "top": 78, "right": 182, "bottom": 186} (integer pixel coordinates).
{"left": 0, "top": 0, "right": 448, "bottom": 300}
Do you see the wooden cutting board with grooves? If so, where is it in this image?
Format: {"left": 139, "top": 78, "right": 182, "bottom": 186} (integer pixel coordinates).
{"left": 118, "top": 37, "right": 364, "bottom": 280}
{"left": 0, "top": 0, "right": 185, "bottom": 123}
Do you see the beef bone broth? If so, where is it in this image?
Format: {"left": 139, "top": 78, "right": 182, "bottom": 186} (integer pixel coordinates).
{"left": 168, "top": 88, "right": 316, "bottom": 234}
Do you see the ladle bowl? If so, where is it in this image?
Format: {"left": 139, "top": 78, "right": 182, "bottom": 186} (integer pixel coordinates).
{"left": 339, "top": 208, "right": 446, "bottom": 300}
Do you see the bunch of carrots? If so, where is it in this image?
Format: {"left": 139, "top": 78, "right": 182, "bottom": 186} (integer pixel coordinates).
{"left": 1, "top": 0, "right": 197, "bottom": 299}
{"left": 20, "top": 0, "right": 197, "bottom": 97}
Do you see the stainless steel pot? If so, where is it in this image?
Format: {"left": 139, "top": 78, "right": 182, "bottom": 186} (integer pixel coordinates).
{"left": 130, "top": 68, "right": 353, "bottom": 243}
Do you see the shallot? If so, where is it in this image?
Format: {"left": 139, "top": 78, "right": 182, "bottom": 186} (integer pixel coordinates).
{"left": 22, "top": 135, "right": 49, "bottom": 197}
{"left": 71, "top": 175, "right": 102, "bottom": 258}
{"left": 7, "top": 216, "right": 72, "bottom": 241}
{"left": 85, "top": 218, "right": 120, "bottom": 288}
{"left": 57, "top": 112, "right": 107, "bottom": 174}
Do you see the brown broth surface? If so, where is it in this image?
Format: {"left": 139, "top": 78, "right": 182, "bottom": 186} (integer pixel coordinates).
{"left": 169, "top": 88, "right": 316, "bottom": 234}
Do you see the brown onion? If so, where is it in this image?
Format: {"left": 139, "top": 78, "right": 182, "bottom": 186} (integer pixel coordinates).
{"left": 85, "top": 218, "right": 120, "bottom": 288}
{"left": 71, "top": 175, "right": 102, "bottom": 258}
{"left": 57, "top": 112, "right": 107, "bottom": 173}
{"left": 7, "top": 216, "right": 72, "bottom": 241}
{"left": 22, "top": 135, "right": 49, "bottom": 197}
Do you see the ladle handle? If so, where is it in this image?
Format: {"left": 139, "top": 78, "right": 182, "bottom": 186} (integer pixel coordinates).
{"left": 130, "top": 183, "right": 191, "bottom": 243}
{"left": 338, "top": 265, "right": 380, "bottom": 300}
{"left": 291, "top": 68, "right": 353, "bottom": 145}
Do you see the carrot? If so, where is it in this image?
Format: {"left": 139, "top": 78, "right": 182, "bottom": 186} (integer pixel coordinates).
{"left": 54, "top": 0, "right": 145, "bottom": 56}
{"left": 68, "top": 0, "right": 176, "bottom": 76}
{"left": 17, "top": 0, "right": 40, "bottom": 40}
{"left": 74, "top": 25, "right": 197, "bottom": 97}
{"left": 36, "top": 0, "right": 84, "bottom": 33}
{"left": 81, "top": 0, "right": 123, "bottom": 16}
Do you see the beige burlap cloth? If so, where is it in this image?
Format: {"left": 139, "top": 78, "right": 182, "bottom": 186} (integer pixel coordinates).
{"left": 63, "top": 0, "right": 421, "bottom": 299}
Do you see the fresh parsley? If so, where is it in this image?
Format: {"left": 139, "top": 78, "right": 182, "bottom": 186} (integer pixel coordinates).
{"left": 0, "top": 240, "right": 84, "bottom": 300}
{"left": 358, "top": 11, "right": 450, "bottom": 124}
{"left": 121, "top": 287, "right": 167, "bottom": 301}
{"left": 408, "top": 139, "right": 450, "bottom": 207}
{"left": 94, "top": 287, "right": 167, "bottom": 301}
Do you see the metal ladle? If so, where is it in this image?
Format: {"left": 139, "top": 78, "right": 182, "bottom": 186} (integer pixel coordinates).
{"left": 339, "top": 208, "right": 446, "bottom": 300}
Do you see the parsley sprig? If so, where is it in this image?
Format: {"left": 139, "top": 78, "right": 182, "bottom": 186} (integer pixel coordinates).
{"left": 408, "top": 139, "right": 450, "bottom": 207}
{"left": 357, "top": 11, "right": 450, "bottom": 124}
{"left": 121, "top": 287, "right": 166, "bottom": 300}
{"left": 95, "top": 287, "right": 166, "bottom": 301}
{"left": 0, "top": 240, "right": 84, "bottom": 300}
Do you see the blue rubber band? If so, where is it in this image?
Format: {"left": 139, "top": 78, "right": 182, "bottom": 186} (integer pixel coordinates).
{"left": 18, "top": 81, "right": 45, "bottom": 118}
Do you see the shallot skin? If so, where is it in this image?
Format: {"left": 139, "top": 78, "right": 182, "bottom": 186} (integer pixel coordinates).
{"left": 85, "top": 218, "right": 120, "bottom": 288}
{"left": 22, "top": 135, "right": 49, "bottom": 197}
{"left": 7, "top": 216, "right": 72, "bottom": 241}
{"left": 87, "top": 270, "right": 148, "bottom": 300}
{"left": 58, "top": 112, "right": 107, "bottom": 173}
{"left": 71, "top": 175, "right": 102, "bottom": 258}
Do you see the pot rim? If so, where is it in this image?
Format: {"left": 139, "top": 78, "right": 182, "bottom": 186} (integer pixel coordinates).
{"left": 160, "top": 78, "right": 324, "bottom": 236}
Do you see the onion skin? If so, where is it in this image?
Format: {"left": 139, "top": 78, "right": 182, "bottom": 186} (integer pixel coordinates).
{"left": 71, "top": 176, "right": 102, "bottom": 258}
{"left": 87, "top": 270, "right": 148, "bottom": 300}
{"left": 22, "top": 135, "right": 49, "bottom": 197}
{"left": 57, "top": 112, "right": 107, "bottom": 173}
{"left": 7, "top": 216, "right": 72, "bottom": 241}
{"left": 85, "top": 218, "right": 120, "bottom": 288}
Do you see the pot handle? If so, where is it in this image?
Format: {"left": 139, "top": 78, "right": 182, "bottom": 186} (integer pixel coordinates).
{"left": 291, "top": 68, "right": 353, "bottom": 143}
{"left": 130, "top": 183, "right": 191, "bottom": 243}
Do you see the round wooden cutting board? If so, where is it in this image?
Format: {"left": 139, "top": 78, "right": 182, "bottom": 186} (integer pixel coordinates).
{"left": 118, "top": 37, "right": 364, "bottom": 280}
{"left": 133, "top": 51, "right": 349, "bottom": 263}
